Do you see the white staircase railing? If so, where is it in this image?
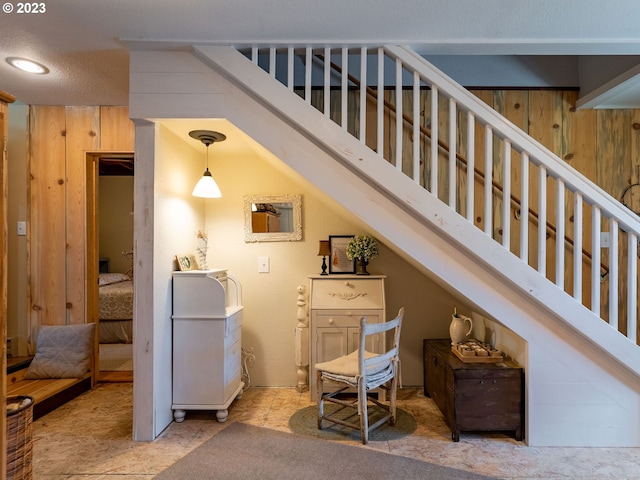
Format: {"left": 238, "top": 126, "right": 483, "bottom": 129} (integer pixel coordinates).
{"left": 238, "top": 45, "right": 640, "bottom": 347}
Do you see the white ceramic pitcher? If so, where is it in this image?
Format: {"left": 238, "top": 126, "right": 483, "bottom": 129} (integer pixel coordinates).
{"left": 449, "top": 313, "right": 473, "bottom": 345}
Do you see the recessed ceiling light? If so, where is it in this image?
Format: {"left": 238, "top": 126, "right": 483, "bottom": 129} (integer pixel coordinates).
{"left": 6, "top": 57, "right": 49, "bottom": 74}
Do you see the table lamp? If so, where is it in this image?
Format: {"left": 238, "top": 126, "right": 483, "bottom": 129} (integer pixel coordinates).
{"left": 318, "top": 240, "right": 331, "bottom": 275}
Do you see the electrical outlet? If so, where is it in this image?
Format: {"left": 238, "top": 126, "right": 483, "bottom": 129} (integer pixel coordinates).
{"left": 258, "top": 256, "right": 270, "bottom": 273}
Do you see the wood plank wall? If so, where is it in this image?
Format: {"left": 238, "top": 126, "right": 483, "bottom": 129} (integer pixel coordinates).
{"left": 28, "top": 106, "right": 133, "bottom": 340}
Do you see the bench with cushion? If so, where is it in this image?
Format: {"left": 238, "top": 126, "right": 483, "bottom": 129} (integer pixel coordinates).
{"left": 7, "top": 359, "right": 92, "bottom": 419}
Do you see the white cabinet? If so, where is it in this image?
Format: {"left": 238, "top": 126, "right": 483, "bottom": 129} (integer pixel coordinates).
{"left": 172, "top": 269, "right": 244, "bottom": 423}
{"left": 308, "top": 275, "right": 386, "bottom": 399}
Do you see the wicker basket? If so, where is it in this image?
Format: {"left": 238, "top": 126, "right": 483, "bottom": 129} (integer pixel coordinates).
{"left": 6, "top": 396, "right": 34, "bottom": 480}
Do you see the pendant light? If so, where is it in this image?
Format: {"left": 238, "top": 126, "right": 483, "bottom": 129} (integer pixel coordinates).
{"left": 189, "top": 130, "right": 226, "bottom": 198}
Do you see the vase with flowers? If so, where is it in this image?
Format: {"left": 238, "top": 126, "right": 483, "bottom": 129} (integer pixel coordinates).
{"left": 346, "top": 235, "right": 379, "bottom": 275}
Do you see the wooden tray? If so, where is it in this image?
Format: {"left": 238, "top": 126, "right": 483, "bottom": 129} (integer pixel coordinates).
{"left": 451, "top": 345, "right": 504, "bottom": 363}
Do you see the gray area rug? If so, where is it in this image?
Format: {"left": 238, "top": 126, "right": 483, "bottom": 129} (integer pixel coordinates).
{"left": 289, "top": 404, "right": 417, "bottom": 442}
{"left": 154, "top": 422, "right": 503, "bottom": 480}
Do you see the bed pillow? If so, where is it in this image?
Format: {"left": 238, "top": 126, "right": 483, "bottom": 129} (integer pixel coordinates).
{"left": 99, "top": 273, "right": 130, "bottom": 286}
{"left": 23, "top": 323, "right": 95, "bottom": 379}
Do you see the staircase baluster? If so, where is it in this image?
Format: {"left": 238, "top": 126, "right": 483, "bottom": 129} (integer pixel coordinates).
{"left": 413, "top": 72, "right": 421, "bottom": 184}
{"left": 430, "top": 86, "right": 439, "bottom": 196}
{"left": 609, "top": 219, "right": 619, "bottom": 330}
{"left": 628, "top": 233, "right": 638, "bottom": 340}
{"left": 287, "top": 47, "right": 294, "bottom": 90}
{"left": 305, "top": 48, "right": 312, "bottom": 104}
{"left": 573, "top": 193, "right": 583, "bottom": 303}
{"left": 449, "top": 97, "right": 457, "bottom": 209}
{"left": 324, "top": 47, "right": 331, "bottom": 117}
{"left": 377, "top": 48, "right": 384, "bottom": 156}
{"left": 520, "top": 153, "right": 530, "bottom": 262}
{"left": 341, "top": 48, "right": 348, "bottom": 129}
{"left": 466, "top": 111, "right": 475, "bottom": 222}
{"left": 502, "top": 141, "right": 511, "bottom": 249}
{"left": 538, "top": 165, "right": 547, "bottom": 275}
{"left": 395, "top": 58, "right": 403, "bottom": 170}
{"left": 592, "top": 207, "right": 602, "bottom": 315}
{"left": 484, "top": 126, "right": 492, "bottom": 236}
{"left": 359, "top": 47, "right": 367, "bottom": 143}
{"left": 269, "top": 47, "right": 276, "bottom": 78}
{"left": 556, "top": 179, "right": 565, "bottom": 289}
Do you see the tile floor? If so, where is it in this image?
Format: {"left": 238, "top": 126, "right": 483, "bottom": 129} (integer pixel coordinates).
{"left": 30, "top": 383, "right": 640, "bottom": 479}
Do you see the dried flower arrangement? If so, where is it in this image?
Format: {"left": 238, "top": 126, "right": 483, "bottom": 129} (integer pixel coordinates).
{"left": 196, "top": 229, "right": 209, "bottom": 269}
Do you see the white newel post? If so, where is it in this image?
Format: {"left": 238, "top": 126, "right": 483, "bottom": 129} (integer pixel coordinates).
{"left": 294, "top": 284, "right": 309, "bottom": 392}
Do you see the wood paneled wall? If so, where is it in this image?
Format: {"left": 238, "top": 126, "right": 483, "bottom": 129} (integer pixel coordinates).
{"left": 28, "top": 106, "right": 133, "bottom": 338}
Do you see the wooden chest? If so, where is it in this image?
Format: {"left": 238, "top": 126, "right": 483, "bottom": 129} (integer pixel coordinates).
{"left": 423, "top": 339, "right": 524, "bottom": 442}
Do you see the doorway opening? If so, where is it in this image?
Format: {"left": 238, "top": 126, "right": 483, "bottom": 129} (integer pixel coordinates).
{"left": 86, "top": 152, "right": 135, "bottom": 382}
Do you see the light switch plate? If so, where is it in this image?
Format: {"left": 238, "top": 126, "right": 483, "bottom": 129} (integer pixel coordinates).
{"left": 17, "top": 221, "right": 26, "bottom": 236}
{"left": 258, "top": 256, "right": 270, "bottom": 273}
{"left": 600, "top": 232, "right": 610, "bottom": 248}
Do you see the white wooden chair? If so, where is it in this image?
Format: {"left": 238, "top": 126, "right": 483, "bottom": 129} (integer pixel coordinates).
{"left": 315, "top": 308, "right": 404, "bottom": 444}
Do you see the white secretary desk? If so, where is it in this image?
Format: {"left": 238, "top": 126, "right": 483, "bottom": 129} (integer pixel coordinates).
{"left": 308, "top": 274, "right": 386, "bottom": 399}
{"left": 171, "top": 269, "right": 244, "bottom": 423}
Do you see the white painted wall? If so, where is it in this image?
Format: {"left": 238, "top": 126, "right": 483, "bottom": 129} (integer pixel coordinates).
{"left": 133, "top": 122, "right": 206, "bottom": 439}
{"left": 471, "top": 311, "right": 527, "bottom": 369}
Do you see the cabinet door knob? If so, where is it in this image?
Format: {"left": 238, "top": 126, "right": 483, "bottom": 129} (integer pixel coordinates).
{"left": 328, "top": 318, "right": 334, "bottom": 324}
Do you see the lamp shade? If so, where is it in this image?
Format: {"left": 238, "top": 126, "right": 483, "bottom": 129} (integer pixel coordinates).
{"left": 192, "top": 169, "right": 222, "bottom": 198}
{"left": 318, "top": 240, "right": 331, "bottom": 256}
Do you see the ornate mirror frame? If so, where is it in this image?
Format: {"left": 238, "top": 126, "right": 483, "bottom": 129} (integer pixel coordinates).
{"left": 243, "top": 193, "right": 303, "bottom": 242}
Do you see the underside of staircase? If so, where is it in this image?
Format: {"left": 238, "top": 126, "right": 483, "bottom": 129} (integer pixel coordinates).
{"left": 129, "top": 44, "right": 640, "bottom": 446}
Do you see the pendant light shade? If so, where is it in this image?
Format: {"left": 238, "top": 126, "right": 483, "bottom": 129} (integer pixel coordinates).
{"left": 191, "top": 168, "right": 222, "bottom": 198}
{"left": 189, "top": 130, "right": 226, "bottom": 198}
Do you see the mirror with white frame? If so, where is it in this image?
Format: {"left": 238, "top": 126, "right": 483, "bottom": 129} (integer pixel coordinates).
{"left": 244, "top": 194, "right": 302, "bottom": 242}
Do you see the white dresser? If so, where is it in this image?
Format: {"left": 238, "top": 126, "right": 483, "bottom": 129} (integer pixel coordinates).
{"left": 308, "top": 274, "right": 386, "bottom": 399}
{"left": 171, "top": 269, "right": 244, "bottom": 423}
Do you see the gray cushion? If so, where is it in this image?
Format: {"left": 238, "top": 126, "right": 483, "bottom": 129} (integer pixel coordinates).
{"left": 24, "top": 323, "right": 95, "bottom": 379}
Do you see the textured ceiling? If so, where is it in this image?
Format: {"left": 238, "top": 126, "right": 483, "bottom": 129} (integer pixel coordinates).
{"left": 2, "top": 0, "right": 640, "bottom": 106}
